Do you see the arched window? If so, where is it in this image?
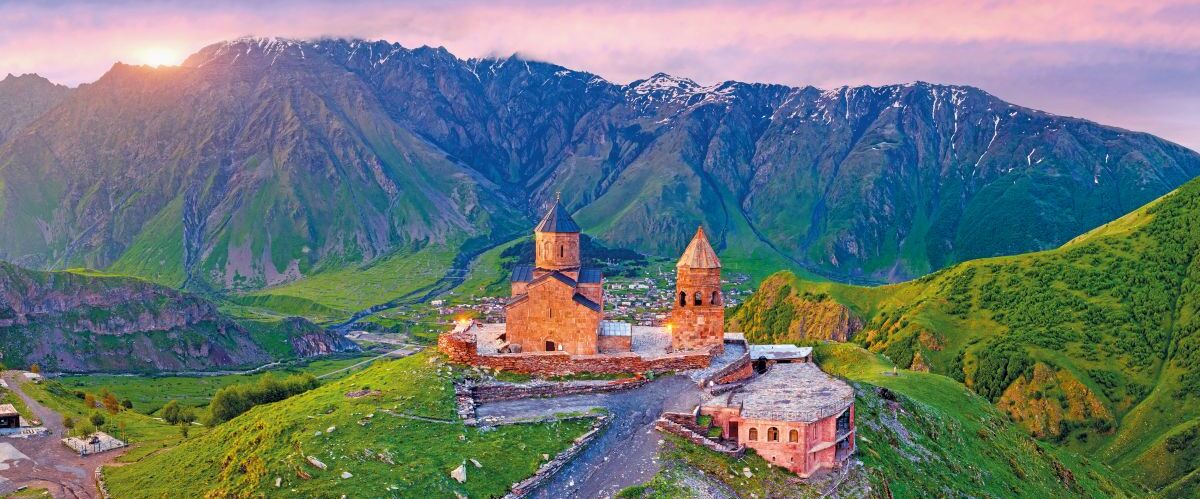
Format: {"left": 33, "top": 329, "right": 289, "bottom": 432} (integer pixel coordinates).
{"left": 767, "top": 427, "right": 779, "bottom": 442}
{"left": 679, "top": 291, "right": 687, "bottom": 307}
{"left": 711, "top": 290, "right": 720, "bottom": 305}
{"left": 748, "top": 428, "right": 758, "bottom": 441}
{"left": 789, "top": 429, "right": 799, "bottom": 443}
{"left": 693, "top": 292, "right": 702, "bottom": 306}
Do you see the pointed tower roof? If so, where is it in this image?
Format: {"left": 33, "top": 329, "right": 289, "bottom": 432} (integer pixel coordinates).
{"left": 677, "top": 226, "right": 721, "bottom": 268}
{"left": 534, "top": 193, "right": 580, "bottom": 233}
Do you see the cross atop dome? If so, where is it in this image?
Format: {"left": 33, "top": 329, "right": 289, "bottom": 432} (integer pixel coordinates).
{"left": 535, "top": 194, "right": 580, "bottom": 233}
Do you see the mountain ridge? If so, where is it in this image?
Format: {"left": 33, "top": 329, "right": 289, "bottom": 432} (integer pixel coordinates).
{"left": 1, "top": 37, "right": 1197, "bottom": 297}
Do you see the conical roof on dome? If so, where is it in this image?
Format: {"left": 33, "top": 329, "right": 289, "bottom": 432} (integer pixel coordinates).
{"left": 534, "top": 196, "right": 580, "bottom": 233}
{"left": 677, "top": 226, "right": 721, "bottom": 268}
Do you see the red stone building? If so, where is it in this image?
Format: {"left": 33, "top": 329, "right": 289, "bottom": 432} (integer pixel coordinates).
{"left": 440, "top": 199, "right": 733, "bottom": 374}
{"left": 671, "top": 227, "right": 725, "bottom": 353}
{"left": 504, "top": 197, "right": 606, "bottom": 355}
{"left": 702, "top": 362, "right": 855, "bottom": 477}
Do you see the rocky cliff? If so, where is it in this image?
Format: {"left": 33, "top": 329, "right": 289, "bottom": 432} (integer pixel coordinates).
{"left": 727, "top": 276, "right": 863, "bottom": 343}
{"left": 0, "top": 262, "right": 356, "bottom": 372}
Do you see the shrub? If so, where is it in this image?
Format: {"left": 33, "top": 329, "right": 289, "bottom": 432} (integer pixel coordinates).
{"left": 207, "top": 373, "right": 319, "bottom": 425}
{"left": 89, "top": 412, "right": 106, "bottom": 427}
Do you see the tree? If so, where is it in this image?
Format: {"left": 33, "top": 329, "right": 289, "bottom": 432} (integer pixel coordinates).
{"left": 76, "top": 420, "right": 95, "bottom": 437}
{"left": 102, "top": 392, "right": 121, "bottom": 415}
{"left": 161, "top": 400, "right": 182, "bottom": 425}
{"left": 121, "top": 399, "right": 133, "bottom": 410}
{"left": 62, "top": 416, "right": 75, "bottom": 430}
{"left": 89, "top": 412, "right": 106, "bottom": 427}
{"left": 28, "top": 363, "right": 40, "bottom": 374}
{"left": 83, "top": 393, "right": 96, "bottom": 409}
{"left": 179, "top": 424, "right": 189, "bottom": 438}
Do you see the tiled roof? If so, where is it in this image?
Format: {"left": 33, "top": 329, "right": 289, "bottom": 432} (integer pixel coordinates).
{"left": 572, "top": 293, "right": 601, "bottom": 312}
{"left": 703, "top": 363, "right": 853, "bottom": 423}
{"left": 677, "top": 226, "right": 721, "bottom": 268}
{"left": 530, "top": 270, "right": 577, "bottom": 288}
{"left": 578, "top": 268, "right": 603, "bottom": 283}
{"left": 511, "top": 264, "right": 534, "bottom": 283}
{"left": 534, "top": 198, "right": 581, "bottom": 233}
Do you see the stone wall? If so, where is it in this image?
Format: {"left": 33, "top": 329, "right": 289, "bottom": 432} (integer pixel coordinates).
{"left": 472, "top": 378, "right": 648, "bottom": 403}
{"left": 505, "top": 415, "right": 610, "bottom": 498}
{"left": 713, "top": 356, "right": 754, "bottom": 385}
{"left": 655, "top": 413, "right": 744, "bottom": 458}
{"left": 440, "top": 325, "right": 713, "bottom": 376}
{"left": 597, "top": 335, "right": 632, "bottom": 353}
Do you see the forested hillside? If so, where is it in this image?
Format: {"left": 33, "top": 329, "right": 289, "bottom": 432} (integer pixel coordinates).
{"left": 730, "top": 176, "right": 1200, "bottom": 495}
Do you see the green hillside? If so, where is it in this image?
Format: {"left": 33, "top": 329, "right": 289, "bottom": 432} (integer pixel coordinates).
{"left": 103, "top": 351, "right": 594, "bottom": 498}
{"left": 628, "top": 343, "right": 1136, "bottom": 498}
{"left": 729, "top": 177, "right": 1200, "bottom": 494}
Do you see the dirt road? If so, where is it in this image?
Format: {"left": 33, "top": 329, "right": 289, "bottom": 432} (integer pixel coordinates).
{"left": 0, "top": 372, "right": 125, "bottom": 498}
{"left": 476, "top": 375, "right": 704, "bottom": 498}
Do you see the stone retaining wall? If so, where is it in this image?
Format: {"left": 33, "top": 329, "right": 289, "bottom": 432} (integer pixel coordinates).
{"left": 708, "top": 352, "right": 752, "bottom": 385}
{"left": 505, "top": 415, "right": 611, "bottom": 498}
{"left": 440, "top": 328, "right": 713, "bottom": 376}
{"left": 472, "top": 378, "right": 650, "bottom": 403}
{"left": 655, "top": 412, "right": 744, "bottom": 458}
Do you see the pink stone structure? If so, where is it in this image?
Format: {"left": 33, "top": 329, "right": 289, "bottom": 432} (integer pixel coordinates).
{"left": 702, "top": 363, "right": 855, "bottom": 477}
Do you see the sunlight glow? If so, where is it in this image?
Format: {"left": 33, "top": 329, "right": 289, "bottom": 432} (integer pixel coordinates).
{"left": 136, "top": 46, "right": 182, "bottom": 67}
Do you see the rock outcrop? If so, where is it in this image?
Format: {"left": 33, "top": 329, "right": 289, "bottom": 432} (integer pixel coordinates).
{"left": 0, "top": 261, "right": 356, "bottom": 372}
{"left": 728, "top": 275, "right": 863, "bottom": 343}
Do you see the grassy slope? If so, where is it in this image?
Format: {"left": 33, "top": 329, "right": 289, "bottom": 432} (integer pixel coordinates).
{"left": 729, "top": 178, "right": 1200, "bottom": 494}
{"left": 241, "top": 243, "right": 459, "bottom": 320}
{"left": 54, "top": 355, "right": 374, "bottom": 415}
{"left": 103, "top": 352, "right": 593, "bottom": 498}
{"left": 627, "top": 344, "right": 1134, "bottom": 498}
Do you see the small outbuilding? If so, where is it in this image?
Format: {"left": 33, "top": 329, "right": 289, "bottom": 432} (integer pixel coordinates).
{"left": 702, "top": 362, "right": 855, "bottom": 477}
{"left": 0, "top": 404, "right": 21, "bottom": 429}
{"left": 748, "top": 344, "right": 813, "bottom": 374}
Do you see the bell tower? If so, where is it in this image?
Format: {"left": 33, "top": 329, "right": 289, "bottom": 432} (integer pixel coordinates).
{"left": 534, "top": 194, "right": 581, "bottom": 273}
{"left": 671, "top": 226, "right": 724, "bottom": 353}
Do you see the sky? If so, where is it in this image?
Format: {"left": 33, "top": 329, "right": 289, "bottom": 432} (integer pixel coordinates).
{"left": 1, "top": 0, "right": 1198, "bottom": 150}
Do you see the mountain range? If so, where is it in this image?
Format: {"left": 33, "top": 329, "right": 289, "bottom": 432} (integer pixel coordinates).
{"left": 1, "top": 37, "right": 1198, "bottom": 296}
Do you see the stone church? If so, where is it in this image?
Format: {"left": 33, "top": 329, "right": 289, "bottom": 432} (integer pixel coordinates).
{"left": 500, "top": 197, "right": 726, "bottom": 356}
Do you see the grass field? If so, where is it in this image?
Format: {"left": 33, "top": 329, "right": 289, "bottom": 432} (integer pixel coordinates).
{"left": 54, "top": 354, "right": 377, "bottom": 415}
{"left": 243, "top": 244, "right": 459, "bottom": 320}
{"left": 103, "top": 351, "right": 594, "bottom": 498}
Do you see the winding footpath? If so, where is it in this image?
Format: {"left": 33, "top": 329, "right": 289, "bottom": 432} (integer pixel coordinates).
{"left": 476, "top": 375, "right": 704, "bottom": 498}
{"left": 0, "top": 372, "right": 124, "bottom": 498}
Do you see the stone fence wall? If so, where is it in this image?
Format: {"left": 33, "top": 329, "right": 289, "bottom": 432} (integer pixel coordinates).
{"left": 472, "top": 379, "right": 649, "bottom": 403}
{"left": 655, "top": 412, "right": 744, "bottom": 458}
{"left": 505, "top": 415, "right": 611, "bottom": 498}
{"left": 708, "top": 352, "right": 752, "bottom": 385}
{"left": 439, "top": 328, "right": 713, "bottom": 376}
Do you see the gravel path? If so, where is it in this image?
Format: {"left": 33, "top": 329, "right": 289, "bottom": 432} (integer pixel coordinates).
{"left": 476, "top": 375, "right": 703, "bottom": 498}
{"left": 0, "top": 371, "right": 125, "bottom": 498}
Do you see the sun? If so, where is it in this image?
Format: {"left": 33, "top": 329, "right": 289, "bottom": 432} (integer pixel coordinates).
{"left": 137, "top": 47, "right": 182, "bottom": 67}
